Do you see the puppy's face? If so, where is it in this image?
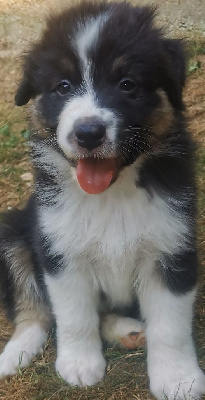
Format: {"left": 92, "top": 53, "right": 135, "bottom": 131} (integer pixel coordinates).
{"left": 15, "top": 2, "right": 186, "bottom": 194}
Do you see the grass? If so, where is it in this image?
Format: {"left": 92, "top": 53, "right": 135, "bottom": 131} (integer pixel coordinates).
{"left": 0, "top": 120, "right": 32, "bottom": 211}
{"left": 0, "top": 338, "right": 151, "bottom": 400}
{"left": 187, "top": 39, "right": 205, "bottom": 75}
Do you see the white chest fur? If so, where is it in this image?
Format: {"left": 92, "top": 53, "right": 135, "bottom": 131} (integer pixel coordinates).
{"left": 39, "top": 158, "right": 188, "bottom": 306}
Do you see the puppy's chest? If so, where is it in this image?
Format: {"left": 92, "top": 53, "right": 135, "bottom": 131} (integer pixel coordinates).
{"left": 39, "top": 183, "right": 184, "bottom": 266}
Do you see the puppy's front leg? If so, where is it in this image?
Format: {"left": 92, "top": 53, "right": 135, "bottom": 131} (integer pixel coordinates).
{"left": 45, "top": 269, "right": 106, "bottom": 387}
{"left": 138, "top": 256, "right": 205, "bottom": 400}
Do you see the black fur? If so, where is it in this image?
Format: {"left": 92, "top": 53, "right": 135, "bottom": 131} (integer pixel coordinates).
{"left": 159, "top": 250, "right": 198, "bottom": 294}
{"left": 1, "top": 1, "right": 197, "bottom": 325}
{"left": 0, "top": 225, "right": 17, "bottom": 320}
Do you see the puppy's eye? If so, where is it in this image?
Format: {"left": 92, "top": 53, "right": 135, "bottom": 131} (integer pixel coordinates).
{"left": 119, "top": 78, "right": 136, "bottom": 93}
{"left": 55, "top": 80, "right": 72, "bottom": 95}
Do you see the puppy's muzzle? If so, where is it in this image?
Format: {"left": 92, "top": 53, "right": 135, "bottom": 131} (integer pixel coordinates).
{"left": 73, "top": 118, "right": 106, "bottom": 151}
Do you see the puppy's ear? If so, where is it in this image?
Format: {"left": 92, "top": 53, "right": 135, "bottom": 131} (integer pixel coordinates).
{"left": 161, "top": 39, "right": 186, "bottom": 110}
{"left": 15, "top": 77, "right": 35, "bottom": 106}
{"left": 15, "top": 52, "right": 39, "bottom": 106}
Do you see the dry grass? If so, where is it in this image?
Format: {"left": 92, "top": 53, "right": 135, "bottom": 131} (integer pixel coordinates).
{"left": 0, "top": 339, "right": 153, "bottom": 400}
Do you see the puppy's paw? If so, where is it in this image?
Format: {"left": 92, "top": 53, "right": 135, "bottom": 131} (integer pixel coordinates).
{"left": 0, "top": 324, "right": 46, "bottom": 378}
{"left": 101, "top": 313, "right": 145, "bottom": 349}
{"left": 0, "top": 341, "right": 43, "bottom": 378}
{"left": 0, "top": 347, "right": 33, "bottom": 378}
{"left": 119, "top": 331, "right": 145, "bottom": 350}
{"left": 150, "top": 367, "right": 205, "bottom": 400}
{"left": 56, "top": 351, "right": 106, "bottom": 387}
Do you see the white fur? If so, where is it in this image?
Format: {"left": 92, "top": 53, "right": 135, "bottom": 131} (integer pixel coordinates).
{"left": 45, "top": 269, "right": 106, "bottom": 386}
{"left": 39, "top": 154, "right": 190, "bottom": 269}
{"left": 15, "top": 16, "right": 204, "bottom": 393}
{"left": 0, "top": 323, "right": 47, "bottom": 378}
{"left": 72, "top": 13, "right": 109, "bottom": 90}
{"left": 137, "top": 263, "right": 205, "bottom": 399}
{"left": 57, "top": 14, "right": 118, "bottom": 158}
{"left": 57, "top": 92, "right": 118, "bottom": 159}
{"left": 37, "top": 150, "right": 205, "bottom": 395}
{"left": 101, "top": 314, "right": 144, "bottom": 344}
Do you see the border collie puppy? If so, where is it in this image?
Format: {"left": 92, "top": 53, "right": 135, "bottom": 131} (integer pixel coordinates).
{"left": 0, "top": 1, "right": 204, "bottom": 399}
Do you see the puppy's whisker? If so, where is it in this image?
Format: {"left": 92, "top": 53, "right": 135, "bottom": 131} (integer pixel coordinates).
{"left": 119, "top": 138, "right": 154, "bottom": 154}
{"left": 119, "top": 143, "right": 145, "bottom": 160}
{"left": 120, "top": 139, "right": 152, "bottom": 156}
{"left": 123, "top": 126, "right": 161, "bottom": 145}
{"left": 127, "top": 124, "right": 159, "bottom": 136}
{"left": 127, "top": 140, "right": 154, "bottom": 152}
{"left": 123, "top": 132, "right": 160, "bottom": 146}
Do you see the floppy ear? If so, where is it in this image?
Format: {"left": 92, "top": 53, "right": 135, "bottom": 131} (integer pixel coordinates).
{"left": 15, "top": 76, "right": 35, "bottom": 106}
{"left": 15, "top": 52, "right": 39, "bottom": 106}
{"left": 161, "top": 39, "right": 186, "bottom": 110}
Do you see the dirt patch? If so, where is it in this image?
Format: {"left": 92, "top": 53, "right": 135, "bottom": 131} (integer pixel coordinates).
{"left": 185, "top": 55, "right": 205, "bottom": 143}
{"left": 0, "top": 0, "right": 205, "bottom": 58}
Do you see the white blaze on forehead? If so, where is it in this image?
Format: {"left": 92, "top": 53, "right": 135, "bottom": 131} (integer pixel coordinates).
{"left": 72, "top": 13, "right": 109, "bottom": 89}
{"left": 57, "top": 12, "right": 118, "bottom": 159}
{"left": 73, "top": 13, "right": 109, "bottom": 68}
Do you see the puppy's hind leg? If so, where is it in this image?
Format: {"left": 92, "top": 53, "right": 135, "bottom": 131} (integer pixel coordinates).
{"left": 101, "top": 313, "right": 145, "bottom": 349}
{"left": 0, "top": 223, "right": 50, "bottom": 378}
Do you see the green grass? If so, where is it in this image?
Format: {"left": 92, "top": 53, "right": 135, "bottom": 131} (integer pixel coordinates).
{"left": 187, "top": 39, "right": 205, "bottom": 75}
{"left": 0, "top": 123, "right": 29, "bottom": 163}
{"left": 188, "top": 39, "right": 205, "bottom": 58}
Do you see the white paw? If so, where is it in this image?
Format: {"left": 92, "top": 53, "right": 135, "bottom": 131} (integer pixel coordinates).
{"left": 0, "top": 324, "right": 47, "bottom": 378}
{"left": 150, "top": 367, "right": 205, "bottom": 400}
{"left": 0, "top": 345, "right": 31, "bottom": 377}
{"left": 101, "top": 314, "right": 145, "bottom": 348}
{"left": 56, "top": 351, "right": 106, "bottom": 387}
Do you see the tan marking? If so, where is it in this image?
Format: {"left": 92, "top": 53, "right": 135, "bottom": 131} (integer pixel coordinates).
{"left": 28, "top": 97, "right": 52, "bottom": 139}
{"left": 60, "top": 57, "right": 75, "bottom": 73}
{"left": 6, "top": 245, "right": 36, "bottom": 293}
{"left": 149, "top": 89, "right": 174, "bottom": 136}
{"left": 112, "top": 56, "right": 127, "bottom": 73}
{"left": 6, "top": 244, "right": 51, "bottom": 332}
{"left": 14, "top": 309, "right": 51, "bottom": 336}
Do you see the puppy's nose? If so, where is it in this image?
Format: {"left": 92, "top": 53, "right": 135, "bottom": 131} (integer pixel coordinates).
{"left": 74, "top": 119, "right": 106, "bottom": 151}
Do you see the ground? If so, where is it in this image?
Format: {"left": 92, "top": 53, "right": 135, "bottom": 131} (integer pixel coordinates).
{"left": 0, "top": 1, "right": 205, "bottom": 399}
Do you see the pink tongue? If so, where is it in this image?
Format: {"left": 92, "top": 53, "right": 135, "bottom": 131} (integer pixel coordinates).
{"left": 76, "top": 158, "right": 117, "bottom": 194}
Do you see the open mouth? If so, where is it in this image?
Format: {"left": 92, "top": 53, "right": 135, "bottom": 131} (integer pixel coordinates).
{"left": 60, "top": 123, "right": 156, "bottom": 194}
{"left": 76, "top": 157, "right": 118, "bottom": 194}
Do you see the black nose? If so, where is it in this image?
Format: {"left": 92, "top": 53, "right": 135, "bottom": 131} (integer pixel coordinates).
{"left": 74, "top": 119, "right": 106, "bottom": 151}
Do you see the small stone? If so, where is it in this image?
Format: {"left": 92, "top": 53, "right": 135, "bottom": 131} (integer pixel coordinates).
{"left": 20, "top": 172, "right": 33, "bottom": 182}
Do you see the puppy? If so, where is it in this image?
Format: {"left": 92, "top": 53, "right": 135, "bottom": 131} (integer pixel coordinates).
{"left": 0, "top": 1, "right": 205, "bottom": 399}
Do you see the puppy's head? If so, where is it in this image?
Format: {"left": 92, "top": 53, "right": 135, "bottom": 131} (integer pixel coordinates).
{"left": 15, "top": 1, "right": 186, "bottom": 194}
